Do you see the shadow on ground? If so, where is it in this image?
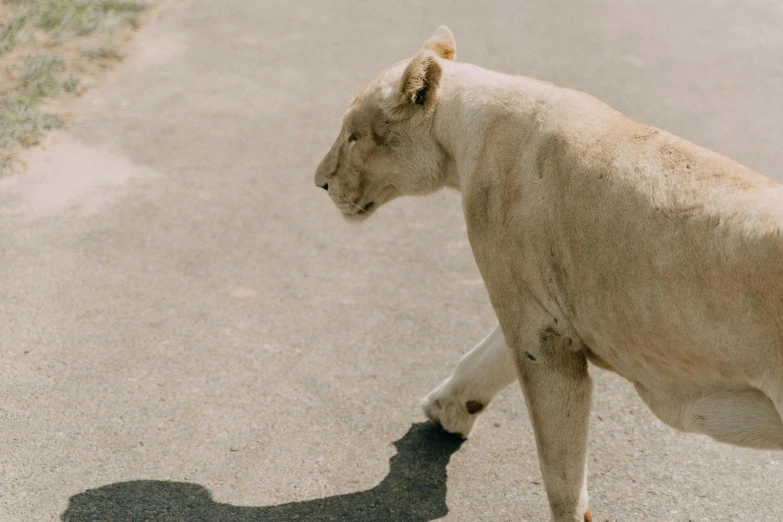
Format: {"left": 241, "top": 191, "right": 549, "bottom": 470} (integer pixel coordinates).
{"left": 60, "top": 422, "right": 464, "bottom": 522}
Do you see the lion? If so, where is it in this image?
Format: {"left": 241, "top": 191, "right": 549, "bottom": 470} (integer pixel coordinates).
{"left": 314, "top": 26, "right": 783, "bottom": 521}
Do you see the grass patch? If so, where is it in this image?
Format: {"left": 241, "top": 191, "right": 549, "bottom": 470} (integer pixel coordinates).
{"left": 35, "top": 0, "right": 147, "bottom": 36}
{"left": 0, "top": 0, "right": 155, "bottom": 174}
{"left": 0, "top": 97, "right": 64, "bottom": 151}
{"left": 0, "top": 14, "right": 29, "bottom": 55}
{"left": 81, "top": 44, "right": 123, "bottom": 60}
{"left": 20, "top": 55, "right": 66, "bottom": 98}
{"left": 0, "top": 55, "right": 68, "bottom": 153}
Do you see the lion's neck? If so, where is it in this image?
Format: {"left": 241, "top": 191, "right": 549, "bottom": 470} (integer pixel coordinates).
{"left": 433, "top": 62, "right": 556, "bottom": 190}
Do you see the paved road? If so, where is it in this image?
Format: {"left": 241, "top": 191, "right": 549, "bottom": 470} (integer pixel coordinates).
{"left": 2, "top": 1, "right": 782, "bottom": 520}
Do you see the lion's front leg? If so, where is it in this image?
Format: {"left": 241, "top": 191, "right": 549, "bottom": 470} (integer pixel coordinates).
{"left": 422, "top": 324, "right": 517, "bottom": 438}
{"left": 510, "top": 319, "right": 593, "bottom": 522}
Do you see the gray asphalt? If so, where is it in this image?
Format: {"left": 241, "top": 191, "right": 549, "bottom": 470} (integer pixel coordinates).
{"left": 1, "top": 1, "right": 782, "bottom": 521}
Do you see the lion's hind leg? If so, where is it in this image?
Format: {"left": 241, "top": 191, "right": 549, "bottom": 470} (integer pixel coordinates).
{"left": 684, "top": 389, "right": 783, "bottom": 449}
{"left": 638, "top": 384, "right": 783, "bottom": 450}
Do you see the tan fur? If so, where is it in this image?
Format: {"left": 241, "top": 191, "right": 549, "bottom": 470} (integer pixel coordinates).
{"left": 423, "top": 25, "right": 457, "bottom": 60}
{"left": 315, "top": 27, "right": 783, "bottom": 521}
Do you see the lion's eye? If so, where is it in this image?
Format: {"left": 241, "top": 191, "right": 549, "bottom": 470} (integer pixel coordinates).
{"left": 348, "top": 133, "right": 358, "bottom": 143}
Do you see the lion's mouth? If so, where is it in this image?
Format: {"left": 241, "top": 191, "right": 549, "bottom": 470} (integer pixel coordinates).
{"left": 356, "top": 201, "right": 375, "bottom": 214}
{"left": 339, "top": 200, "right": 376, "bottom": 220}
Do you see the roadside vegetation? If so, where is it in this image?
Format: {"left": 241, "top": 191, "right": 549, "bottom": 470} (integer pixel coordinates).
{"left": 0, "top": 0, "right": 155, "bottom": 174}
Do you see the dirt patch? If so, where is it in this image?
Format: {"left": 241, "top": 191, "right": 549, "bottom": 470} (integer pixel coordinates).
{"left": 0, "top": 0, "right": 163, "bottom": 174}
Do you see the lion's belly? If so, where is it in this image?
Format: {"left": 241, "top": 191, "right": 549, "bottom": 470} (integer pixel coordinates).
{"left": 557, "top": 199, "right": 783, "bottom": 392}
{"left": 574, "top": 306, "right": 780, "bottom": 395}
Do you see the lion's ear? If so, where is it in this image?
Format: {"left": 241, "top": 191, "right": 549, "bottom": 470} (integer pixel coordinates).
{"left": 423, "top": 25, "right": 456, "bottom": 60}
{"left": 399, "top": 50, "right": 442, "bottom": 108}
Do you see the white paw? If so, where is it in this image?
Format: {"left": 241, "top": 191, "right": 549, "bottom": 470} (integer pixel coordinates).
{"left": 421, "top": 377, "right": 487, "bottom": 438}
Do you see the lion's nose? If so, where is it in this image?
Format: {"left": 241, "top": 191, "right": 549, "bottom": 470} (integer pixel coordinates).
{"left": 319, "top": 183, "right": 328, "bottom": 191}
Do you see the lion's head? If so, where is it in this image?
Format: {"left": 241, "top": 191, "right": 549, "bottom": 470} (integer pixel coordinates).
{"left": 313, "top": 26, "right": 457, "bottom": 220}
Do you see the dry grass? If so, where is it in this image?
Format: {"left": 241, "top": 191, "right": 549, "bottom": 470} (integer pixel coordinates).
{"left": 0, "top": 0, "right": 157, "bottom": 174}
